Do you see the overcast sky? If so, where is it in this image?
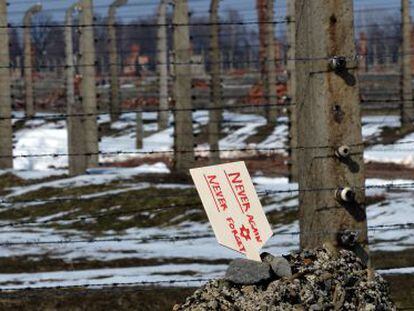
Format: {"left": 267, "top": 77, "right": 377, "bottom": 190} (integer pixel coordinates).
{"left": 6, "top": 0, "right": 405, "bottom": 24}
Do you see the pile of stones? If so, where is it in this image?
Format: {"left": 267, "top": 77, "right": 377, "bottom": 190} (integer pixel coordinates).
{"left": 173, "top": 246, "right": 396, "bottom": 310}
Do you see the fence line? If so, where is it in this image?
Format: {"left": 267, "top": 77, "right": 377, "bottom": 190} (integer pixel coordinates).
{"left": 6, "top": 138, "right": 414, "bottom": 159}
{"left": 1, "top": 182, "right": 414, "bottom": 229}
{"left": 0, "top": 195, "right": 413, "bottom": 229}
{"left": 0, "top": 19, "right": 292, "bottom": 30}
{"left": 2, "top": 52, "right": 414, "bottom": 70}
{"left": 0, "top": 278, "right": 210, "bottom": 293}
{"left": 0, "top": 222, "right": 412, "bottom": 247}
{"left": 0, "top": 2, "right": 411, "bottom": 305}
{"left": 2, "top": 32, "right": 397, "bottom": 51}
{"left": 0, "top": 101, "right": 407, "bottom": 122}
{"left": 3, "top": 103, "right": 293, "bottom": 121}
{"left": 0, "top": 203, "right": 201, "bottom": 228}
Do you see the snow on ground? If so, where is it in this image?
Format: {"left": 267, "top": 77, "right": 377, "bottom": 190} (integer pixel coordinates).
{"left": 361, "top": 115, "right": 400, "bottom": 140}
{"left": 12, "top": 110, "right": 278, "bottom": 169}
{"left": 0, "top": 262, "right": 408, "bottom": 290}
{"left": 0, "top": 176, "right": 411, "bottom": 287}
{"left": 361, "top": 116, "right": 414, "bottom": 166}
{"left": 100, "top": 111, "right": 208, "bottom": 162}
{"left": 377, "top": 266, "right": 414, "bottom": 275}
{"left": 11, "top": 111, "right": 410, "bottom": 170}
{"left": 3, "top": 112, "right": 413, "bottom": 287}
{"left": 219, "top": 112, "right": 266, "bottom": 149}
{"left": 257, "top": 117, "right": 289, "bottom": 156}
{"left": 365, "top": 131, "right": 414, "bottom": 167}
{"left": 14, "top": 121, "right": 68, "bottom": 170}
{"left": 0, "top": 264, "right": 223, "bottom": 289}
{"left": 6, "top": 163, "right": 169, "bottom": 198}
{"left": 0, "top": 169, "right": 68, "bottom": 180}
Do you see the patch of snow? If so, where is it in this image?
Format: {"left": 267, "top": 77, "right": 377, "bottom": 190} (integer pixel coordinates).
{"left": 7, "top": 163, "right": 169, "bottom": 198}
{"left": 219, "top": 114, "right": 266, "bottom": 150}
{"left": 257, "top": 119, "right": 288, "bottom": 156}
{"left": 13, "top": 125, "right": 69, "bottom": 171}
{"left": 362, "top": 116, "right": 400, "bottom": 140}
{"left": 365, "top": 132, "right": 414, "bottom": 167}
{"left": 377, "top": 266, "right": 414, "bottom": 275}
{"left": 0, "top": 264, "right": 224, "bottom": 290}
{"left": 12, "top": 170, "right": 68, "bottom": 180}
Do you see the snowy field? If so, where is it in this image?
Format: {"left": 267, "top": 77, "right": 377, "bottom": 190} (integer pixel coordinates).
{"left": 0, "top": 111, "right": 412, "bottom": 289}
{"left": 0, "top": 169, "right": 412, "bottom": 289}
{"left": 13, "top": 112, "right": 412, "bottom": 171}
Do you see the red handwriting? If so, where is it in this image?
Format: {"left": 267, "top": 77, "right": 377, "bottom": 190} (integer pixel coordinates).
{"left": 227, "top": 171, "right": 251, "bottom": 213}
{"left": 204, "top": 174, "right": 228, "bottom": 212}
{"left": 226, "top": 217, "right": 246, "bottom": 252}
{"left": 247, "top": 214, "right": 263, "bottom": 243}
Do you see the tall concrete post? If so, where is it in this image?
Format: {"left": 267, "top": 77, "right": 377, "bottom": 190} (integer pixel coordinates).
{"left": 401, "top": 0, "right": 414, "bottom": 126}
{"left": 0, "top": 1, "right": 13, "bottom": 168}
{"left": 256, "top": 0, "right": 267, "bottom": 78}
{"left": 264, "top": 0, "right": 278, "bottom": 124}
{"left": 286, "top": 0, "right": 297, "bottom": 182}
{"left": 358, "top": 32, "right": 368, "bottom": 73}
{"left": 66, "top": 3, "right": 87, "bottom": 176}
{"left": 157, "top": 0, "right": 170, "bottom": 130}
{"left": 172, "top": 0, "right": 194, "bottom": 173}
{"left": 108, "top": 0, "right": 127, "bottom": 123}
{"left": 372, "top": 45, "right": 378, "bottom": 69}
{"left": 23, "top": 4, "right": 42, "bottom": 118}
{"left": 295, "top": 0, "right": 368, "bottom": 261}
{"left": 79, "top": 0, "right": 99, "bottom": 167}
{"left": 208, "top": 0, "right": 221, "bottom": 164}
{"left": 136, "top": 109, "right": 143, "bottom": 149}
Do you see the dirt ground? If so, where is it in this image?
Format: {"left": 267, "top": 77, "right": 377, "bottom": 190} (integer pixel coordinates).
{"left": 0, "top": 149, "right": 413, "bottom": 310}
{"left": 0, "top": 273, "right": 412, "bottom": 311}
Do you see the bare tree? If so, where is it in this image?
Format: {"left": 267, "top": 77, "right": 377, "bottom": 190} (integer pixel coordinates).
{"left": 31, "top": 13, "right": 65, "bottom": 69}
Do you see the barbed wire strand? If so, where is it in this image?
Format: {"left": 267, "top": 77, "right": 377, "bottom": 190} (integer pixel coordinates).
{"left": 0, "top": 222, "right": 412, "bottom": 247}
{"left": 0, "top": 278, "right": 211, "bottom": 293}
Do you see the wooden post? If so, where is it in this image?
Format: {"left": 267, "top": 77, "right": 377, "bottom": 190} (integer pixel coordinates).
{"left": 172, "top": 0, "right": 194, "bottom": 174}
{"left": 295, "top": 1, "right": 368, "bottom": 261}
{"left": 66, "top": 3, "right": 87, "bottom": 176}
{"left": 208, "top": 0, "right": 221, "bottom": 164}
{"left": 264, "top": 0, "right": 278, "bottom": 124}
{"left": 0, "top": 1, "right": 13, "bottom": 169}
{"left": 286, "top": 0, "right": 297, "bottom": 182}
{"left": 108, "top": 0, "right": 127, "bottom": 123}
{"left": 401, "top": 0, "right": 414, "bottom": 126}
{"left": 157, "top": 0, "right": 170, "bottom": 130}
{"left": 79, "top": 0, "right": 99, "bottom": 168}
{"left": 23, "top": 4, "right": 42, "bottom": 118}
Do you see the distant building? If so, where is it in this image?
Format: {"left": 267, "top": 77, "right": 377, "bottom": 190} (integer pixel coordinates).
{"left": 123, "top": 44, "right": 150, "bottom": 77}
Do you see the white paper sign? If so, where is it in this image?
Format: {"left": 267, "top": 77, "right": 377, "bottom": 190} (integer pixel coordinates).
{"left": 190, "top": 161, "right": 273, "bottom": 261}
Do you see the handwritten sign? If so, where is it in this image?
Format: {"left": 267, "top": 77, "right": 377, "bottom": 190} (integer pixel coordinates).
{"left": 190, "top": 161, "right": 273, "bottom": 261}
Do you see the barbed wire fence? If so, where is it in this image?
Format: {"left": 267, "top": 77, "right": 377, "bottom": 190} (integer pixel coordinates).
{"left": 0, "top": 2, "right": 411, "bottom": 310}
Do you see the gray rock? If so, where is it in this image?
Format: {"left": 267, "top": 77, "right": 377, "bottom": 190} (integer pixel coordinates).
{"left": 225, "top": 258, "right": 272, "bottom": 285}
{"left": 207, "top": 300, "right": 219, "bottom": 310}
{"left": 309, "top": 304, "right": 322, "bottom": 311}
{"left": 261, "top": 252, "right": 292, "bottom": 278}
{"left": 175, "top": 248, "right": 397, "bottom": 311}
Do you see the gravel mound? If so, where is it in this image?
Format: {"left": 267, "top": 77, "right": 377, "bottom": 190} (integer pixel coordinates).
{"left": 173, "top": 247, "right": 396, "bottom": 310}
